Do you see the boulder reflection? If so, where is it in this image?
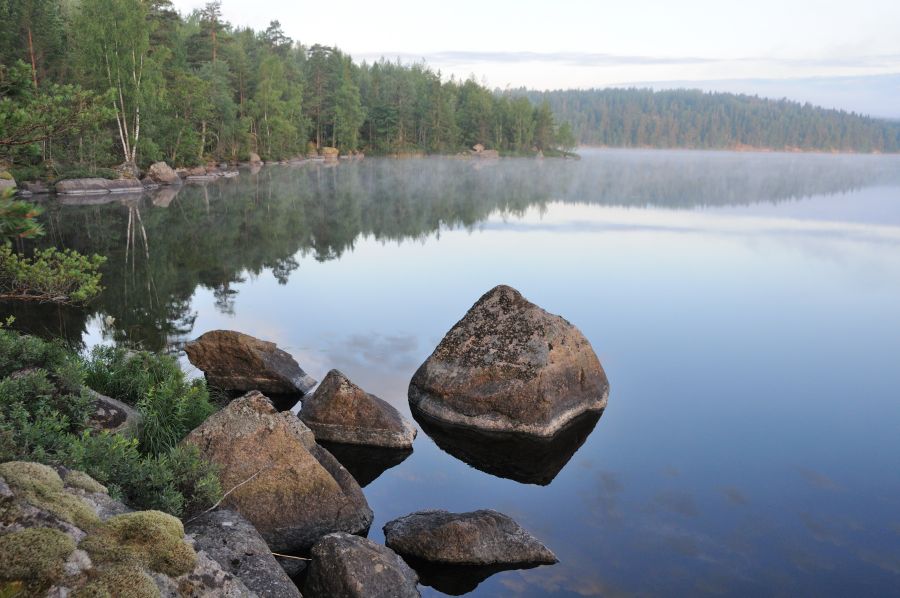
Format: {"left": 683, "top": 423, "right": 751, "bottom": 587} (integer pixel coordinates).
{"left": 400, "top": 555, "right": 548, "bottom": 596}
{"left": 318, "top": 441, "right": 412, "bottom": 487}
{"left": 412, "top": 407, "right": 602, "bottom": 485}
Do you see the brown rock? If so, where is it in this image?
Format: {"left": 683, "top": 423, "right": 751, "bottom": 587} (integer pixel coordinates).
{"left": 184, "top": 330, "right": 316, "bottom": 396}
{"left": 146, "top": 161, "right": 181, "bottom": 185}
{"left": 408, "top": 285, "right": 609, "bottom": 436}
{"left": 248, "top": 152, "right": 263, "bottom": 165}
{"left": 182, "top": 391, "right": 373, "bottom": 552}
{"left": 299, "top": 370, "right": 416, "bottom": 449}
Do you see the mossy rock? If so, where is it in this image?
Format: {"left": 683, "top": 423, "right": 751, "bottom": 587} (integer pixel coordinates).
{"left": 65, "top": 470, "right": 108, "bottom": 495}
{"left": 74, "top": 564, "right": 160, "bottom": 598}
{"left": 0, "top": 462, "right": 99, "bottom": 529}
{"left": 0, "top": 527, "right": 76, "bottom": 592}
{"left": 82, "top": 511, "right": 197, "bottom": 578}
{"left": 0, "top": 171, "right": 13, "bottom": 181}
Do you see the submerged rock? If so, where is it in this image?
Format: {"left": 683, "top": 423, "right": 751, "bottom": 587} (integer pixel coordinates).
{"left": 0, "top": 461, "right": 252, "bottom": 597}
{"left": 409, "top": 285, "right": 609, "bottom": 436}
{"left": 186, "top": 509, "right": 301, "bottom": 598}
{"left": 184, "top": 330, "right": 316, "bottom": 397}
{"left": 299, "top": 369, "right": 416, "bottom": 449}
{"left": 182, "top": 391, "right": 373, "bottom": 553}
{"left": 413, "top": 408, "right": 601, "bottom": 485}
{"left": 304, "top": 532, "right": 419, "bottom": 598}
{"left": 383, "top": 509, "right": 557, "bottom": 567}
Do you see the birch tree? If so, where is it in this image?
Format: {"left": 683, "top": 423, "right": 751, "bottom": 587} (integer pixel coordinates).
{"left": 73, "top": 0, "right": 150, "bottom": 167}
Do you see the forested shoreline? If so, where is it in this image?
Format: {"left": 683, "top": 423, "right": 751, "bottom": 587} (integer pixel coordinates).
{"left": 2, "top": 1, "right": 899, "bottom": 183}
{"left": 524, "top": 88, "right": 900, "bottom": 153}
{"left": 0, "top": 0, "right": 571, "bottom": 179}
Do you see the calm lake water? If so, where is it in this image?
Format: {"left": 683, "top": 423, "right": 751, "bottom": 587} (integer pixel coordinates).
{"left": 11, "top": 149, "right": 900, "bottom": 596}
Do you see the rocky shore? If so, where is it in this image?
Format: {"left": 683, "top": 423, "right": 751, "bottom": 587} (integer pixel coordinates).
{"left": 1, "top": 285, "right": 608, "bottom": 596}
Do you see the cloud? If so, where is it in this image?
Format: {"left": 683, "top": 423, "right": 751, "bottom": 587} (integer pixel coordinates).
{"left": 352, "top": 50, "right": 900, "bottom": 72}
{"left": 353, "top": 50, "right": 716, "bottom": 68}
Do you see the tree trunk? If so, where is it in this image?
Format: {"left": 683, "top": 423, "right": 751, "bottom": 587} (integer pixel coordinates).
{"left": 27, "top": 26, "right": 38, "bottom": 89}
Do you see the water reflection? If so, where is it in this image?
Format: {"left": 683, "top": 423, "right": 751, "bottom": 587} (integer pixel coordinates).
{"left": 401, "top": 555, "right": 549, "bottom": 596}
{"left": 318, "top": 441, "right": 412, "bottom": 487}
{"left": 18, "top": 152, "right": 900, "bottom": 350}
{"left": 412, "top": 407, "right": 602, "bottom": 485}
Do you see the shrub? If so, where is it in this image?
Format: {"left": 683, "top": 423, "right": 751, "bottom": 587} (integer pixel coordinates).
{"left": 83, "top": 346, "right": 215, "bottom": 455}
{"left": 0, "top": 194, "right": 43, "bottom": 239}
{"left": 0, "top": 245, "right": 105, "bottom": 304}
{"left": 0, "top": 330, "right": 222, "bottom": 518}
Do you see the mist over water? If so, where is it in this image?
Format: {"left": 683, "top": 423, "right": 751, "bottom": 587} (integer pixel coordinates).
{"left": 10, "top": 149, "right": 900, "bottom": 596}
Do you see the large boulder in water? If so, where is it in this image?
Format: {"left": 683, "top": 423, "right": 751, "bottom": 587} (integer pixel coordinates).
{"left": 185, "top": 330, "right": 316, "bottom": 397}
{"left": 383, "top": 509, "right": 557, "bottom": 566}
{"left": 305, "top": 532, "right": 419, "bottom": 598}
{"left": 186, "top": 509, "right": 301, "bottom": 598}
{"left": 408, "top": 285, "right": 609, "bottom": 436}
{"left": 182, "top": 391, "right": 373, "bottom": 553}
{"left": 299, "top": 369, "right": 416, "bottom": 449}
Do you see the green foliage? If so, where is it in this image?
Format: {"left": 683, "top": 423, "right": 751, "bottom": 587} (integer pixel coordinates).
{"left": 525, "top": 87, "right": 900, "bottom": 152}
{"left": 51, "top": 166, "right": 118, "bottom": 183}
{"left": 0, "top": 329, "right": 222, "bottom": 518}
{"left": 0, "top": 244, "right": 105, "bottom": 304}
{"left": 0, "top": 195, "right": 43, "bottom": 239}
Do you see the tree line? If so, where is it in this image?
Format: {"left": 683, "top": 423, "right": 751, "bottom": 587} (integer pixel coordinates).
{"left": 523, "top": 88, "right": 900, "bottom": 153}
{"left": 0, "top": 0, "right": 572, "bottom": 174}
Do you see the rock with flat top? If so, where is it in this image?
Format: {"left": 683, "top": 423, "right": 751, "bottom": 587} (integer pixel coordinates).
{"left": 299, "top": 369, "right": 416, "bottom": 449}
{"left": 409, "top": 285, "right": 609, "bottom": 436}
{"left": 383, "top": 509, "right": 557, "bottom": 566}
{"left": 185, "top": 330, "right": 316, "bottom": 396}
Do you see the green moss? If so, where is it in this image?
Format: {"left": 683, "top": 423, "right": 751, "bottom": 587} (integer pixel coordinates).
{"left": 65, "top": 470, "right": 107, "bottom": 495}
{"left": 0, "top": 172, "right": 13, "bottom": 181}
{"left": 75, "top": 564, "right": 159, "bottom": 598}
{"left": 0, "top": 528, "right": 75, "bottom": 591}
{"left": 82, "top": 511, "right": 196, "bottom": 578}
{"left": 0, "top": 462, "right": 99, "bottom": 530}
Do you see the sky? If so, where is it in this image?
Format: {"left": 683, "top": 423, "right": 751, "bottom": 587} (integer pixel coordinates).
{"left": 171, "top": 0, "right": 900, "bottom": 117}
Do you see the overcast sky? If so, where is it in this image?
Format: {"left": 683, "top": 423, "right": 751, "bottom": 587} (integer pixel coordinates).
{"left": 171, "top": 0, "right": 900, "bottom": 116}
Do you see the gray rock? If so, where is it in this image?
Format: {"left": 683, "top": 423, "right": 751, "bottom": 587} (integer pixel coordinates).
{"left": 185, "top": 330, "right": 316, "bottom": 396}
{"left": 181, "top": 391, "right": 373, "bottom": 553}
{"left": 383, "top": 509, "right": 557, "bottom": 566}
{"left": 84, "top": 388, "right": 141, "bottom": 436}
{"left": 409, "top": 285, "right": 609, "bottom": 436}
{"left": 0, "top": 461, "right": 255, "bottom": 597}
{"left": 54, "top": 178, "right": 144, "bottom": 195}
{"left": 305, "top": 532, "right": 419, "bottom": 598}
{"left": 0, "top": 172, "right": 17, "bottom": 193}
{"left": 249, "top": 152, "right": 263, "bottom": 165}
{"left": 299, "top": 370, "right": 416, "bottom": 449}
{"left": 186, "top": 509, "right": 301, "bottom": 598}
{"left": 146, "top": 161, "right": 181, "bottom": 185}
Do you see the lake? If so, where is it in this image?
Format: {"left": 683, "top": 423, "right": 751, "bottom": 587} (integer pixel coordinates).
{"left": 12, "top": 149, "right": 900, "bottom": 596}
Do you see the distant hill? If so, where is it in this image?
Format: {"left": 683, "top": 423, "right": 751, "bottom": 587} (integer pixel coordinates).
{"left": 521, "top": 88, "right": 900, "bottom": 153}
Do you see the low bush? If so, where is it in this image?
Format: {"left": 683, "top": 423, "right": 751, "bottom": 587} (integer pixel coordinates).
{"left": 50, "top": 166, "right": 119, "bottom": 183}
{"left": 0, "top": 329, "right": 221, "bottom": 518}
{"left": 0, "top": 245, "right": 105, "bottom": 304}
